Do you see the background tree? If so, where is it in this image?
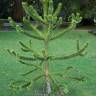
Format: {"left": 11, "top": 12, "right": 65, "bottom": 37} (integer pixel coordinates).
{"left": 11, "top": 0, "right": 25, "bottom": 21}
{"left": 0, "top": 0, "right": 11, "bottom": 19}
{"left": 1, "top": 0, "right": 96, "bottom": 24}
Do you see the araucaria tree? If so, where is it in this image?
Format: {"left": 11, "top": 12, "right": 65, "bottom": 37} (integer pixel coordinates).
{"left": 8, "top": 0, "right": 88, "bottom": 95}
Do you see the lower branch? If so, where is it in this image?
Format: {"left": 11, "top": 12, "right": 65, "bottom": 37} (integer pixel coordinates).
{"left": 7, "top": 49, "right": 44, "bottom": 61}
{"left": 49, "top": 42, "right": 88, "bottom": 60}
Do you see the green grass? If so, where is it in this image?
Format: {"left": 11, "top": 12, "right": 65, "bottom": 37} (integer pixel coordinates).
{"left": 0, "top": 30, "right": 96, "bottom": 96}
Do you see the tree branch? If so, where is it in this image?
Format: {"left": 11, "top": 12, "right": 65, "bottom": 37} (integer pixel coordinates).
{"left": 50, "top": 23, "right": 76, "bottom": 40}
{"left": 22, "top": 60, "right": 44, "bottom": 76}
{"left": 16, "top": 24, "right": 43, "bottom": 40}
{"left": 23, "top": 17, "right": 44, "bottom": 38}
{"left": 21, "top": 30, "right": 44, "bottom": 40}
{"left": 22, "top": 2, "right": 47, "bottom": 25}
{"left": 7, "top": 49, "right": 44, "bottom": 61}
{"left": 50, "top": 13, "right": 82, "bottom": 41}
{"left": 8, "top": 17, "right": 44, "bottom": 40}
{"left": 19, "top": 41, "right": 42, "bottom": 57}
{"left": 49, "top": 42, "right": 88, "bottom": 60}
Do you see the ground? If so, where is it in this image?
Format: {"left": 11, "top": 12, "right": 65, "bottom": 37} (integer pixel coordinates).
{"left": 0, "top": 30, "right": 96, "bottom": 96}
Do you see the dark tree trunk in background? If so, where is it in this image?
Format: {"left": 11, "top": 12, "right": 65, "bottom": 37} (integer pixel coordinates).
{"left": 11, "top": 0, "right": 25, "bottom": 21}
{"left": 79, "top": 18, "right": 95, "bottom": 26}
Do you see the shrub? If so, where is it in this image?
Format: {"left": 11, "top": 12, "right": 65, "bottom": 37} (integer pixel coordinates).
{"left": 8, "top": 0, "right": 88, "bottom": 95}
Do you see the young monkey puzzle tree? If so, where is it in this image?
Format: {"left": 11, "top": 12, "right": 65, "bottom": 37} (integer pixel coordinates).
{"left": 8, "top": 0, "right": 88, "bottom": 95}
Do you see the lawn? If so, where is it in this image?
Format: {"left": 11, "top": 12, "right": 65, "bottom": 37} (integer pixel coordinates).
{"left": 0, "top": 30, "right": 96, "bottom": 96}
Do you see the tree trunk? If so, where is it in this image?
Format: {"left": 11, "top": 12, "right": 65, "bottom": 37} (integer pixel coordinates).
{"left": 11, "top": 0, "right": 25, "bottom": 21}
{"left": 44, "top": 40, "right": 51, "bottom": 95}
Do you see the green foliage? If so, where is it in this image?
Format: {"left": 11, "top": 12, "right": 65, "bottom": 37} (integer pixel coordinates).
{"left": 80, "top": 0, "right": 96, "bottom": 19}
{"left": 0, "top": 0, "right": 11, "bottom": 18}
{"left": 8, "top": 0, "right": 88, "bottom": 95}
